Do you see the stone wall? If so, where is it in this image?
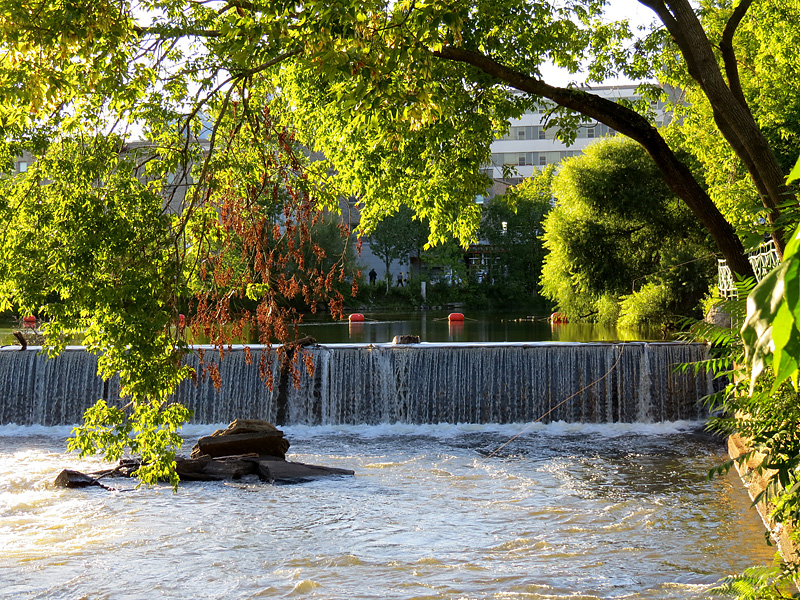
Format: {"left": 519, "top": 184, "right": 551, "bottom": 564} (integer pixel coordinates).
{"left": 728, "top": 433, "right": 797, "bottom": 562}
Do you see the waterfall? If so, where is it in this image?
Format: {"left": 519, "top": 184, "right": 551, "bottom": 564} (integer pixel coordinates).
{"left": 0, "top": 342, "right": 714, "bottom": 426}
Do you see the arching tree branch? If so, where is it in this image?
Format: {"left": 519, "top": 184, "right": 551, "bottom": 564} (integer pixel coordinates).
{"left": 720, "top": 0, "right": 754, "bottom": 111}
{"left": 433, "top": 45, "right": 754, "bottom": 278}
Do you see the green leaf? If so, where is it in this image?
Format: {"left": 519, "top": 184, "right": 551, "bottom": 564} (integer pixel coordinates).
{"left": 742, "top": 260, "right": 787, "bottom": 390}
{"left": 788, "top": 155, "right": 800, "bottom": 184}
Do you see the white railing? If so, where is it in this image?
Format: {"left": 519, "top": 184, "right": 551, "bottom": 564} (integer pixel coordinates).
{"left": 718, "top": 239, "right": 780, "bottom": 298}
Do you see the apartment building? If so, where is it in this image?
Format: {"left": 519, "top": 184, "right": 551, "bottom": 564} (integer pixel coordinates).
{"left": 484, "top": 84, "right": 677, "bottom": 198}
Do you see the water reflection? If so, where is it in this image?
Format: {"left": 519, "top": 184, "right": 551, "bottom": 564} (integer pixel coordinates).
{"left": 297, "top": 311, "right": 663, "bottom": 344}
{"left": 0, "top": 311, "right": 663, "bottom": 347}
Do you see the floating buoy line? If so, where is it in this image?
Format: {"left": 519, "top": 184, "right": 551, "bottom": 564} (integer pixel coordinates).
{"left": 432, "top": 313, "right": 478, "bottom": 322}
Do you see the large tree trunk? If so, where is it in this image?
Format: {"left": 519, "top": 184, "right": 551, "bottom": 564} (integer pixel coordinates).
{"left": 639, "top": 0, "right": 791, "bottom": 256}
{"left": 434, "top": 47, "right": 755, "bottom": 279}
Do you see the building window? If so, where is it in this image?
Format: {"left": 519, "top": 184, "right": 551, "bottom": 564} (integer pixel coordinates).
{"left": 539, "top": 155, "right": 547, "bottom": 166}
{"left": 587, "top": 127, "right": 595, "bottom": 139}
{"left": 517, "top": 127, "right": 526, "bottom": 140}
{"left": 538, "top": 128, "right": 546, "bottom": 140}
{"left": 18, "top": 161, "right": 27, "bottom": 173}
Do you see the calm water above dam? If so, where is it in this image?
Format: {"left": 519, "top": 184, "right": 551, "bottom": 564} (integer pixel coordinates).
{"left": 0, "top": 422, "right": 773, "bottom": 599}
{"left": 294, "top": 311, "right": 663, "bottom": 344}
{"left": 0, "top": 310, "right": 661, "bottom": 348}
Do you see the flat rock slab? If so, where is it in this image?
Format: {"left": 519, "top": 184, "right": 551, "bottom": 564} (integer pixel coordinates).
{"left": 54, "top": 458, "right": 354, "bottom": 488}
{"left": 256, "top": 459, "right": 355, "bottom": 484}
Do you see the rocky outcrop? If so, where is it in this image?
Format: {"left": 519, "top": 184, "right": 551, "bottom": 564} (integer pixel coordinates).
{"left": 53, "top": 419, "right": 353, "bottom": 488}
{"left": 190, "top": 419, "right": 290, "bottom": 460}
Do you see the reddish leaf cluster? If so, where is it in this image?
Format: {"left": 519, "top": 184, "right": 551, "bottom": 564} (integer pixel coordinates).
{"left": 187, "top": 103, "right": 353, "bottom": 390}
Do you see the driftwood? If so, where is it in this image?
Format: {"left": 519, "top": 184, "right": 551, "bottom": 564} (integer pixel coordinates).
{"left": 12, "top": 331, "right": 26, "bottom": 350}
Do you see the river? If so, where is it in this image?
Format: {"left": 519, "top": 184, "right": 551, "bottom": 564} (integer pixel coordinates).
{"left": 0, "top": 421, "right": 773, "bottom": 599}
{"left": 295, "top": 311, "right": 664, "bottom": 344}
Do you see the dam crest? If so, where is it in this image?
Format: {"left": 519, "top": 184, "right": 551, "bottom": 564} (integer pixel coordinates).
{"left": 0, "top": 342, "right": 714, "bottom": 426}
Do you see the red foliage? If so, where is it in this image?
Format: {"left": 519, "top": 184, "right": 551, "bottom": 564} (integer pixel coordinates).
{"left": 185, "top": 101, "right": 352, "bottom": 391}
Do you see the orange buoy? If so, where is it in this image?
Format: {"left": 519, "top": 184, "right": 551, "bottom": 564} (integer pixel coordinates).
{"left": 448, "top": 312, "right": 464, "bottom": 322}
{"left": 349, "top": 313, "right": 365, "bottom": 322}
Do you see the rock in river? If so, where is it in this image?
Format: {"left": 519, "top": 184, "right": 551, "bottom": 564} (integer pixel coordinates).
{"left": 53, "top": 419, "right": 354, "bottom": 488}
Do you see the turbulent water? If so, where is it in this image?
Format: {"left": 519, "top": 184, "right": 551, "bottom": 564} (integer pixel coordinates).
{"left": 0, "top": 422, "right": 773, "bottom": 600}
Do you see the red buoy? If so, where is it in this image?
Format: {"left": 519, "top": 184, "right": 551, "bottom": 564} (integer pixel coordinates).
{"left": 349, "top": 313, "right": 365, "bottom": 322}
{"left": 448, "top": 312, "right": 464, "bottom": 322}
{"left": 550, "top": 312, "right": 568, "bottom": 324}
{"left": 22, "top": 315, "right": 36, "bottom": 328}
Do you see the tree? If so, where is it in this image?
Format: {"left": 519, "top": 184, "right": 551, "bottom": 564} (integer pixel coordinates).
{"left": 660, "top": 0, "right": 800, "bottom": 243}
{"left": 2, "top": 0, "right": 777, "bottom": 277}
{"left": 539, "top": 136, "right": 715, "bottom": 325}
{"left": 0, "top": 77, "right": 353, "bottom": 487}
{"left": 479, "top": 166, "right": 553, "bottom": 295}
{"left": 368, "top": 205, "right": 428, "bottom": 290}
{"left": 265, "top": 0, "right": 776, "bottom": 277}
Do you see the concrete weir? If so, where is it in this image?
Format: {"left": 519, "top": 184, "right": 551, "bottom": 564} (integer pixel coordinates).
{"left": 0, "top": 342, "right": 715, "bottom": 426}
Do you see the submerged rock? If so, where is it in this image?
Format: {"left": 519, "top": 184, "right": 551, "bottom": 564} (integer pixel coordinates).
{"left": 393, "top": 335, "right": 420, "bottom": 344}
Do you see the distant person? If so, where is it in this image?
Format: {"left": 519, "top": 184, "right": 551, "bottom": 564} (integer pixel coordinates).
{"left": 396, "top": 273, "right": 404, "bottom": 287}
{"left": 369, "top": 268, "right": 377, "bottom": 285}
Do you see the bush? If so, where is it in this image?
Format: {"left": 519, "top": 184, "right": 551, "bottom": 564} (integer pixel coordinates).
{"left": 618, "top": 282, "right": 673, "bottom": 329}
{"left": 595, "top": 293, "right": 620, "bottom": 326}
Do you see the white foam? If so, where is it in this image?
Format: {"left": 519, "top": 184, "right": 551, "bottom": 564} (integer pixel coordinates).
{"left": 0, "top": 424, "right": 77, "bottom": 438}
{"left": 280, "top": 420, "right": 705, "bottom": 440}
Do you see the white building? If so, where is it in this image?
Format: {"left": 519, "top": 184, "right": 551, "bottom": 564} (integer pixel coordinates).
{"left": 484, "top": 84, "right": 676, "bottom": 197}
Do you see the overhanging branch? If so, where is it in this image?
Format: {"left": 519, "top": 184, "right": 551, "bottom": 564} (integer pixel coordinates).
{"left": 432, "top": 45, "right": 754, "bottom": 278}
{"left": 720, "top": 0, "right": 754, "bottom": 110}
